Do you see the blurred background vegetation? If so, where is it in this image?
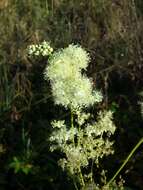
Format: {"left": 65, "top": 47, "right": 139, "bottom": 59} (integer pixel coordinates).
{"left": 0, "top": 0, "right": 143, "bottom": 189}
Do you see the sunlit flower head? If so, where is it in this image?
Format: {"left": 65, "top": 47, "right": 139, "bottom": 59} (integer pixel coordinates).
{"left": 27, "top": 41, "right": 53, "bottom": 57}
{"left": 44, "top": 44, "right": 102, "bottom": 109}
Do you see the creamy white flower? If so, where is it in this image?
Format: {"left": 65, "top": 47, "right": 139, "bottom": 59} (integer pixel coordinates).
{"left": 27, "top": 41, "right": 53, "bottom": 57}
{"left": 44, "top": 44, "right": 102, "bottom": 109}
{"left": 46, "top": 44, "right": 116, "bottom": 185}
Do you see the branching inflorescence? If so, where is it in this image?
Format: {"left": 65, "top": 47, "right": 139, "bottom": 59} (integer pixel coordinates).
{"left": 26, "top": 36, "right": 143, "bottom": 190}
{"left": 43, "top": 44, "right": 117, "bottom": 189}
{"left": 44, "top": 44, "right": 102, "bottom": 110}
{"left": 27, "top": 42, "right": 125, "bottom": 189}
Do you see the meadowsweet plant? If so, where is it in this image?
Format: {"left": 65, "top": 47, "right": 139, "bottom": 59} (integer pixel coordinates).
{"left": 44, "top": 44, "right": 118, "bottom": 189}
{"left": 44, "top": 44, "right": 102, "bottom": 110}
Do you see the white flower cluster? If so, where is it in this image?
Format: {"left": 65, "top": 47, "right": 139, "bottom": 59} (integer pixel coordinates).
{"left": 44, "top": 44, "right": 102, "bottom": 109}
{"left": 27, "top": 41, "right": 53, "bottom": 57}
{"left": 49, "top": 110, "right": 116, "bottom": 174}
{"left": 45, "top": 43, "right": 117, "bottom": 188}
{"left": 83, "top": 111, "right": 116, "bottom": 165}
{"left": 85, "top": 110, "right": 116, "bottom": 137}
{"left": 58, "top": 145, "right": 88, "bottom": 175}
{"left": 49, "top": 120, "right": 78, "bottom": 152}
{"left": 76, "top": 110, "right": 91, "bottom": 126}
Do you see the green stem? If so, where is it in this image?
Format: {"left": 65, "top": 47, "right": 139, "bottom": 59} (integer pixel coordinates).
{"left": 79, "top": 167, "right": 85, "bottom": 187}
{"left": 73, "top": 178, "right": 79, "bottom": 190}
{"left": 107, "top": 137, "right": 143, "bottom": 187}
{"left": 78, "top": 125, "right": 81, "bottom": 147}
{"left": 90, "top": 159, "right": 94, "bottom": 183}
{"left": 71, "top": 110, "right": 75, "bottom": 144}
{"left": 71, "top": 110, "right": 74, "bottom": 128}
{"left": 71, "top": 111, "right": 84, "bottom": 189}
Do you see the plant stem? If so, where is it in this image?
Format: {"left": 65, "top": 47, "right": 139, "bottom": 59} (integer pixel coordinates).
{"left": 79, "top": 167, "right": 85, "bottom": 187}
{"left": 73, "top": 176, "right": 79, "bottom": 190}
{"left": 71, "top": 110, "right": 74, "bottom": 128}
{"left": 107, "top": 137, "right": 143, "bottom": 187}
{"left": 71, "top": 110, "right": 75, "bottom": 144}
{"left": 90, "top": 159, "right": 94, "bottom": 183}
{"left": 78, "top": 124, "right": 81, "bottom": 147}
